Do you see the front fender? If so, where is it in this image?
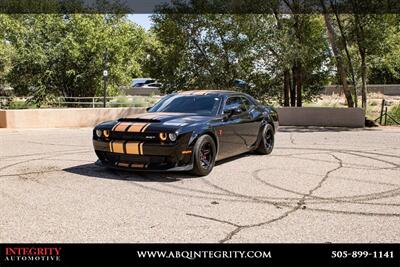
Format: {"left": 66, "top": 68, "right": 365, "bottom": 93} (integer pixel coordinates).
{"left": 178, "top": 125, "right": 219, "bottom": 156}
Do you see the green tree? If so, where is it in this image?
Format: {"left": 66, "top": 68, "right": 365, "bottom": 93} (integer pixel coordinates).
{"left": 147, "top": 12, "right": 330, "bottom": 105}
{"left": 1, "top": 14, "right": 147, "bottom": 104}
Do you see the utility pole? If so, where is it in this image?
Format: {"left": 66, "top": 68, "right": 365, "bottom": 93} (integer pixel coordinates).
{"left": 103, "top": 49, "right": 109, "bottom": 108}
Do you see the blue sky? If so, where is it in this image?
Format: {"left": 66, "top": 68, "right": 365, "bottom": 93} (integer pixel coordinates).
{"left": 127, "top": 14, "right": 153, "bottom": 30}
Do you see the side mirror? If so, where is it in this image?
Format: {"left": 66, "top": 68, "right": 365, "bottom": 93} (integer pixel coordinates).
{"left": 146, "top": 106, "right": 152, "bottom": 112}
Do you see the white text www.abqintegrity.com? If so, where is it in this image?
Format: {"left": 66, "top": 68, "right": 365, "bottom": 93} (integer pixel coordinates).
{"left": 137, "top": 250, "right": 272, "bottom": 260}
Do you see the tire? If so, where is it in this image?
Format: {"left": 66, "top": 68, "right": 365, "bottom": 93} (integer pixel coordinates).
{"left": 256, "top": 124, "right": 275, "bottom": 155}
{"left": 95, "top": 150, "right": 109, "bottom": 166}
{"left": 191, "top": 134, "right": 217, "bottom": 176}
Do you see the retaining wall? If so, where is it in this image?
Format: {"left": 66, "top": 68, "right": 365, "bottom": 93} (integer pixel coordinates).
{"left": 0, "top": 107, "right": 146, "bottom": 128}
{"left": 0, "top": 107, "right": 365, "bottom": 128}
{"left": 276, "top": 107, "right": 365, "bottom": 127}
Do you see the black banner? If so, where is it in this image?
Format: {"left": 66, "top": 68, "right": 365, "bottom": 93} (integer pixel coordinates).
{"left": 0, "top": 0, "right": 400, "bottom": 14}
{"left": 0, "top": 243, "right": 399, "bottom": 267}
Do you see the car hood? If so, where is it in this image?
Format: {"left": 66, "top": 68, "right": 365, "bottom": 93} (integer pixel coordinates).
{"left": 115, "top": 112, "right": 213, "bottom": 131}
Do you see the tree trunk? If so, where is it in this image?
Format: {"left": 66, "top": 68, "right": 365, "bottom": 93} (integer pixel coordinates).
{"left": 352, "top": 9, "right": 368, "bottom": 110}
{"left": 360, "top": 50, "right": 367, "bottom": 109}
{"left": 290, "top": 65, "right": 296, "bottom": 107}
{"left": 322, "top": 10, "right": 355, "bottom": 107}
{"left": 331, "top": 0, "right": 358, "bottom": 107}
{"left": 296, "top": 63, "right": 303, "bottom": 107}
{"left": 283, "top": 69, "right": 290, "bottom": 107}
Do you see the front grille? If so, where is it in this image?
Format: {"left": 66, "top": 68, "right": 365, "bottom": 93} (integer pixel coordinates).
{"left": 110, "top": 132, "right": 159, "bottom": 142}
{"left": 104, "top": 152, "right": 165, "bottom": 164}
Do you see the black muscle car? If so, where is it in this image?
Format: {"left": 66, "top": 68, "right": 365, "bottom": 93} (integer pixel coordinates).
{"left": 93, "top": 90, "right": 279, "bottom": 176}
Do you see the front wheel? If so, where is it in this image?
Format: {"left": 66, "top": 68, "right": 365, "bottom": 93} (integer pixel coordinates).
{"left": 191, "top": 135, "right": 216, "bottom": 176}
{"left": 256, "top": 124, "right": 275, "bottom": 155}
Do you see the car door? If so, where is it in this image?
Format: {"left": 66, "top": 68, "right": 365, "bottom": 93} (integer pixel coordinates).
{"left": 239, "top": 96, "right": 263, "bottom": 147}
{"left": 216, "top": 96, "right": 251, "bottom": 159}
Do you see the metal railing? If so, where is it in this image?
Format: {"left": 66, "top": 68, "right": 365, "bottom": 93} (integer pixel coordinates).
{"left": 0, "top": 96, "right": 161, "bottom": 109}
{"left": 374, "top": 99, "right": 400, "bottom": 125}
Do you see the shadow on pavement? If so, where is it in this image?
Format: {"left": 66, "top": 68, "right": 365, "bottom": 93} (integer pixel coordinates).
{"left": 64, "top": 153, "right": 254, "bottom": 182}
{"left": 63, "top": 163, "right": 191, "bottom": 182}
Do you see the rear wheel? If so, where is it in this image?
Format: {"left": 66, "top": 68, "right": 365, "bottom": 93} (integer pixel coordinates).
{"left": 192, "top": 135, "right": 216, "bottom": 176}
{"left": 256, "top": 124, "right": 274, "bottom": 155}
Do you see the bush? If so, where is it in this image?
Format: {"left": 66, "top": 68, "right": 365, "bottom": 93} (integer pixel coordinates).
{"left": 8, "top": 98, "right": 36, "bottom": 109}
{"left": 109, "top": 97, "right": 132, "bottom": 107}
{"left": 386, "top": 104, "right": 400, "bottom": 125}
{"left": 133, "top": 97, "right": 146, "bottom": 107}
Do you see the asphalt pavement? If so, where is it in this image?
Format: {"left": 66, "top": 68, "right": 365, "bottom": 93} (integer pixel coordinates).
{"left": 0, "top": 126, "right": 399, "bottom": 243}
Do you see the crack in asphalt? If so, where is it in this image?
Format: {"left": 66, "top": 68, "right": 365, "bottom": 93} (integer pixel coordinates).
{"left": 188, "top": 153, "right": 345, "bottom": 243}
{"left": 186, "top": 213, "right": 240, "bottom": 227}
{"left": 2, "top": 130, "right": 400, "bottom": 243}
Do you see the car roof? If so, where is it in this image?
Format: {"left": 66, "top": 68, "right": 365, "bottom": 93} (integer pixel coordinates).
{"left": 177, "top": 90, "right": 241, "bottom": 96}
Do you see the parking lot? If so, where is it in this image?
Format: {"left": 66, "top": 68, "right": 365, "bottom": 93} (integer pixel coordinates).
{"left": 0, "top": 127, "right": 399, "bottom": 243}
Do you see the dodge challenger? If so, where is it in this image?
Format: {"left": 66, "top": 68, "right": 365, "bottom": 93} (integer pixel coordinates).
{"left": 93, "top": 90, "right": 279, "bottom": 176}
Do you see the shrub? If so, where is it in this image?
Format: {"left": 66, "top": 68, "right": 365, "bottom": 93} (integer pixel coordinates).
{"left": 109, "top": 96, "right": 132, "bottom": 107}
{"left": 133, "top": 97, "right": 146, "bottom": 107}
{"left": 8, "top": 98, "right": 36, "bottom": 109}
{"left": 386, "top": 104, "right": 400, "bottom": 125}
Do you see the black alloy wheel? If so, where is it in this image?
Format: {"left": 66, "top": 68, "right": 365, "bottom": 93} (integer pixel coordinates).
{"left": 192, "top": 134, "right": 216, "bottom": 176}
{"left": 256, "top": 124, "right": 274, "bottom": 155}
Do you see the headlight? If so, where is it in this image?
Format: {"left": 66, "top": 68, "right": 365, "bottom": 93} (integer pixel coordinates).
{"left": 168, "top": 133, "right": 177, "bottom": 142}
{"left": 95, "top": 129, "right": 102, "bottom": 138}
{"left": 103, "top": 130, "right": 110, "bottom": 138}
{"left": 159, "top": 132, "right": 167, "bottom": 141}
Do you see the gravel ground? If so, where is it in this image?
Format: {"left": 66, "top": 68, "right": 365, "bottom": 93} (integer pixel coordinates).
{"left": 0, "top": 126, "right": 399, "bottom": 243}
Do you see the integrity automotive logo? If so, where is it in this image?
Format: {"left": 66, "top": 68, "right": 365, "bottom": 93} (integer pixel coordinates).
{"left": 3, "top": 247, "right": 62, "bottom": 263}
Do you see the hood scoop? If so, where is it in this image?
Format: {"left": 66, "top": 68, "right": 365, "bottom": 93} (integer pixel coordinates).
{"left": 118, "top": 118, "right": 161, "bottom": 123}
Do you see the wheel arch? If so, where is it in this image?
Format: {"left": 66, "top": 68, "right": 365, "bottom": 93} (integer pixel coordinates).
{"left": 189, "top": 129, "right": 219, "bottom": 157}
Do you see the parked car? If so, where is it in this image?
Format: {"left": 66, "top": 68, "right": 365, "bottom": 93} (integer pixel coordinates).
{"left": 131, "top": 78, "right": 161, "bottom": 88}
{"left": 93, "top": 90, "right": 279, "bottom": 176}
{"left": 142, "top": 83, "right": 162, "bottom": 88}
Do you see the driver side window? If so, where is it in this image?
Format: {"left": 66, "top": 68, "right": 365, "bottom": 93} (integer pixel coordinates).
{"left": 240, "top": 96, "right": 254, "bottom": 111}
{"left": 224, "top": 97, "right": 242, "bottom": 113}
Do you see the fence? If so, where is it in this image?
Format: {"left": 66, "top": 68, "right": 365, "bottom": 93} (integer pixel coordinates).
{"left": 0, "top": 96, "right": 161, "bottom": 109}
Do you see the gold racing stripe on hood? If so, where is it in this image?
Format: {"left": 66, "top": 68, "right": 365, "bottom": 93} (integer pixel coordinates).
{"left": 127, "top": 123, "right": 148, "bottom": 133}
{"left": 114, "top": 122, "right": 131, "bottom": 132}
{"left": 140, "top": 123, "right": 150, "bottom": 133}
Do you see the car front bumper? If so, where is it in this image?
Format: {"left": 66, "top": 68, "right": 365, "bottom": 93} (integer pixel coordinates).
{"left": 93, "top": 138, "right": 194, "bottom": 172}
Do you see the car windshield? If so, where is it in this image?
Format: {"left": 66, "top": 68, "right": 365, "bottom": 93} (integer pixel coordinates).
{"left": 149, "top": 94, "right": 221, "bottom": 116}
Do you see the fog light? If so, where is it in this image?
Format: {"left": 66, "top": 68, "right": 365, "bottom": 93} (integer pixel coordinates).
{"left": 95, "top": 129, "right": 102, "bottom": 138}
{"left": 168, "top": 133, "right": 177, "bottom": 142}
{"left": 159, "top": 132, "right": 167, "bottom": 141}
